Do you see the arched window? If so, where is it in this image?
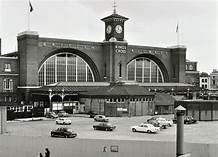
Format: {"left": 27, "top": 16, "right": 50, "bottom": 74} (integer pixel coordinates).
{"left": 127, "top": 58, "right": 164, "bottom": 83}
{"left": 38, "top": 53, "right": 94, "bottom": 86}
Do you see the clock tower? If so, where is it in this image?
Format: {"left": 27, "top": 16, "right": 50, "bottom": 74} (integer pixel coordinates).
{"left": 101, "top": 6, "right": 128, "bottom": 42}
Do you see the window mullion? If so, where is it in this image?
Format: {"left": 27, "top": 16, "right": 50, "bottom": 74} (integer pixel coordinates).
{"left": 86, "top": 64, "right": 88, "bottom": 82}
{"left": 66, "top": 54, "right": 68, "bottom": 82}
{"left": 55, "top": 55, "right": 57, "bottom": 83}
{"left": 76, "top": 57, "right": 78, "bottom": 82}
{"left": 142, "top": 59, "right": 144, "bottom": 83}
{"left": 44, "top": 63, "right": 46, "bottom": 85}
{"left": 149, "top": 61, "right": 151, "bottom": 83}
{"left": 134, "top": 60, "right": 136, "bottom": 81}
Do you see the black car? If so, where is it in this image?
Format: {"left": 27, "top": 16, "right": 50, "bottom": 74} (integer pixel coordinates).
{"left": 88, "top": 111, "right": 98, "bottom": 118}
{"left": 93, "top": 122, "right": 116, "bottom": 131}
{"left": 50, "top": 127, "right": 77, "bottom": 138}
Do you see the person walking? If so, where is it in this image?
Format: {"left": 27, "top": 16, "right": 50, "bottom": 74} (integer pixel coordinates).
{"left": 45, "top": 148, "right": 50, "bottom": 157}
{"left": 38, "top": 153, "right": 43, "bottom": 157}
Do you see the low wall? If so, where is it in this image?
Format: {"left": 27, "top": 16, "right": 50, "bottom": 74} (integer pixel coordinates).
{"left": 0, "top": 135, "right": 217, "bottom": 157}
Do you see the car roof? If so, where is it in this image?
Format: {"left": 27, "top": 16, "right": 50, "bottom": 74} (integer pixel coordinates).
{"left": 140, "top": 123, "right": 153, "bottom": 126}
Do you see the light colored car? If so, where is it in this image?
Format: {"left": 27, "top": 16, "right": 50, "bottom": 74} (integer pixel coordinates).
{"left": 165, "top": 118, "right": 173, "bottom": 127}
{"left": 56, "top": 117, "right": 72, "bottom": 125}
{"left": 58, "top": 111, "right": 69, "bottom": 117}
{"left": 94, "top": 115, "right": 109, "bottom": 122}
{"left": 147, "top": 117, "right": 168, "bottom": 129}
{"left": 131, "top": 123, "right": 160, "bottom": 133}
{"left": 45, "top": 112, "right": 58, "bottom": 119}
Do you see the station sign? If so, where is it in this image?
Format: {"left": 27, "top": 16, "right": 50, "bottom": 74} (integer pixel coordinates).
{"left": 115, "top": 45, "right": 127, "bottom": 54}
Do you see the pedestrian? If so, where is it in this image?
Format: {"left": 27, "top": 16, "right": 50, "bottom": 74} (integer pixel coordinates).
{"left": 38, "top": 153, "right": 43, "bottom": 157}
{"left": 45, "top": 148, "right": 50, "bottom": 157}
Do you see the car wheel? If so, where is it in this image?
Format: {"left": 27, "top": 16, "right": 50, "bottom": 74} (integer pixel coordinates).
{"left": 147, "top": 130, "right": 151, "bottom": 133}
{"left": 56, "top": 121, "right": 58, "bottom": 124}
{"left": 132, "top": 128, "right": 136, "bottom": 132}
{"left": 105, "top": 128, "right": 108, "bottom": 131}
{"left": 51, "top": 133, "right": 54, "bottom": 137}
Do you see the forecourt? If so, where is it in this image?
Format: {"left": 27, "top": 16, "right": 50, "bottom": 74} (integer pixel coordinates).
{"left": 1, "top": 115, "right": 218, "bottom": 157}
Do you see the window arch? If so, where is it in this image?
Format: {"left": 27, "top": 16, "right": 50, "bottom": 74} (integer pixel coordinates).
{"left": 127, "top": 57, "right": 164, "bottom": 83}
{"left": 38, "top": 52, "right": 94, "bottom": 86}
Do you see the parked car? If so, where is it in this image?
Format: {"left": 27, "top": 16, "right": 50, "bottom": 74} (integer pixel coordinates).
{"left": 131, "top": 123, "right": 160, "bottom": 133}
{"left": 88, "top": 111, "right": 98, "bottom": 118}
{"left": 147, "top": 117, "right": 168, "bottom": 129}
{"left": 184, "top": 116, "right": 197, "bottom": 124}
{"left": 56, "top": 117, "right": 72, "bottom": 125}
{"left": 50, "top": 127, "right": 77, "bottom": 138}
{"left": 173, "top": 116, "right": 197, "bottom": 124}
{"left": 58, "top": 111, "right": 69, "bottom": 117}
{"left": 158, "top": 117, "right": 173, "bottom": 127}
{"left": 93, "top": 122, "right": 116, "bottom": 131}
{"left": 45, "top": 112, "right": 58, "bottom": 119}
{"left": 94, "top": 115, "right": 109, "bottom": 122}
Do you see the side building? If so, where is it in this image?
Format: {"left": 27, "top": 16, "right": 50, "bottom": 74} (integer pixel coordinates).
{"left": 185, "top": 59, "right": 199, "bottom": 86}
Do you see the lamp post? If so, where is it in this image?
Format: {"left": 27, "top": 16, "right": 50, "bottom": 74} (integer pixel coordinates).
{"left": 171, "top": 88, "right": 174, "bottom": 95}
{"left": 175, "top": 105, "right": 186, "bottom": 157}
{"left": 49, "top": 88, "right": 52, "bottom": 112}
{"left": 61, "top": 88, "right": 65, "bottom": 111}
{"left": 187, "top": 88, "right": 190, "bottom": 99}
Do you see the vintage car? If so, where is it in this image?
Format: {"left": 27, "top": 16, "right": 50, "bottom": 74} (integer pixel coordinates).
{"left": 50, "top": 127, "right": 77, "bottom": 138}
{"left": 131, "top": 123, "right": 160, "bottom": 133}
{"left": 93, "top": 122, "right": 116, "bottom": 131}
{"left": 94, "top": 115, "right": 109, "bottom": 122}
{"left": 56, "top": 117, "right": 72, "bottom": 125}
{"left": 147, "top": 117, "right": 168, "bottom": 129}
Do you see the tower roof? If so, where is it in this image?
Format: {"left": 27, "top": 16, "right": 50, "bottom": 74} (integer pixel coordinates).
{"left": 101, "top": 13, "right": 129, "bottom": 22}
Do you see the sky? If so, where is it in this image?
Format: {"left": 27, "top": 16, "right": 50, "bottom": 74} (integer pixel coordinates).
{"left": 0, "top": 0, "right": 217, "bottom": 74}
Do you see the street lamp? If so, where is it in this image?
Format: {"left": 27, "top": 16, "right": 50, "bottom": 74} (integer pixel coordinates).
{"left": 49, "top": 88, "right": 52, "bottom": 112}
{"left": 187, "top": 88, "right": 190, "bottom": 99}
{"left": 171, "top": 88, "right": 174, "bottom": 95}
{"left": 61, "top": 88, "right": 65, "bottom": 111}
{"left": 175, "top": 105, "right": 186, "bottom": 157}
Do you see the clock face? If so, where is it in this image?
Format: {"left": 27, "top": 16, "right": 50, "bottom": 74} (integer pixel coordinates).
{"left": 115, "top": 25, "right": 122, "bottom": 34}
{"left": 106, "top": 25, "right": 112, "bottom": 34}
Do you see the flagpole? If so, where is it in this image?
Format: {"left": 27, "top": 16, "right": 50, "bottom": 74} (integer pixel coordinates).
{"left": 176, "top": 22, "right": 180, "bottom": 46}
{"left": 28, "top": 0, "right": 33, "bottom": 31}
{"left": 28, "top": 7, "right": 30, "bottom": 31}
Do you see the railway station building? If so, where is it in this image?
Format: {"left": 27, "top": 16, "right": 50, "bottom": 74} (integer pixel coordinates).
{"left": 0, "top": 9, "right": 199, "bottom": 118}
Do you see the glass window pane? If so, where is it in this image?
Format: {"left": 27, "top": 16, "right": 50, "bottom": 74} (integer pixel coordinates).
{"left": 127, "top": 57, "right": 164, "bottom": 83}
{"left": 38, "top": 52, "right": 94, "bottom": 85}
{"left": 127, "top": 60, "right": 135, "bottom": 80}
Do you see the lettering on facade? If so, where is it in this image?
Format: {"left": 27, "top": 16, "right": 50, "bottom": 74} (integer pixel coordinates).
{"left": 129, "top": 48, "right": 168, "bottom": 56}
{"left": 38, "top": 41, "right": 98, "bottom": 50}
{"left": 115, "top": 45, "right": 127, "bottom": 54}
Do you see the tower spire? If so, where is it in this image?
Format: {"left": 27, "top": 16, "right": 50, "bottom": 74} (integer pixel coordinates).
{"left": 113, "top": 0, "right": 117, "bottom": 14}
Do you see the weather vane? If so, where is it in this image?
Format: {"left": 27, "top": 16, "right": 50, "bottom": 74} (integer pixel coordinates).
{"left": 113, "top": 0, "right": 117, "bottom": 14}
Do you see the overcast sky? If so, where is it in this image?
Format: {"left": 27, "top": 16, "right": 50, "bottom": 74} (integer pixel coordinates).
{"left": 1, "top": 0, "right": 217, "bottom": 73}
